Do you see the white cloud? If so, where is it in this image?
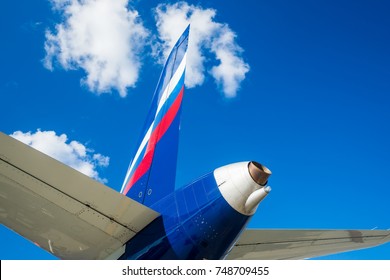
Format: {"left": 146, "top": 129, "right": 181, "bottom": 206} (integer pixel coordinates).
{"left": 43, "top": 1, "right": 249, "bottom": 98}
{"left": 10, "top": 130, "right": 110, "bottom": 183}
{"left": 154, "top": 2, "right": 250, "bottom": 98}
{"left": 44, "top": 0, "right": 148, "bottom": 97}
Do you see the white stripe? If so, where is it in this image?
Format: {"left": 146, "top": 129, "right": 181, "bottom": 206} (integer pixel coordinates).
{"left": 156, "top": 53, "right": 187, "bottom": 116}
{"left": 120, "top": 125, "right": 152, "bottom": 193}
{"left": 120, "top": 53, "right": 187, "bottom": 193}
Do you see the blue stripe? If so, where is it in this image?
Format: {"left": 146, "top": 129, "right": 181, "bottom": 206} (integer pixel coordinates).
{"left": 151, "top": 72, "right": 185, "bottom": 133}
{"left": 154, "top": 26, "right": 189, "bottom": 107}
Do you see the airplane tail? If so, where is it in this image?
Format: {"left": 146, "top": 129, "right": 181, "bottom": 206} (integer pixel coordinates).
{"left": 120, "top": 26, "right": 189, "bottom": 207}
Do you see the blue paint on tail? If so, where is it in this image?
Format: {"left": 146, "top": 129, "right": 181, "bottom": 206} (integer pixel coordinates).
{"left": 121, "top": 26, "right": 190, "bottom": 208}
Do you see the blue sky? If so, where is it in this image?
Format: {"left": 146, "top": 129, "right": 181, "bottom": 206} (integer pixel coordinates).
{"left": 1, "top": 0, "right": 389, "bottom": 260}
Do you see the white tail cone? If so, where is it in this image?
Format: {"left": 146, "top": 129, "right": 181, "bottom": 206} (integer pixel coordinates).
{"left": 214, "top": 161, "right": 272, "bottom": 216}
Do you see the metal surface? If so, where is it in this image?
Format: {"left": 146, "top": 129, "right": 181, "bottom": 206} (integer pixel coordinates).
{"left": 121, "top": 172, "right": 250, "bottom": 260}
{"left": 0, "top": 132, "right": 159, "bottom": 259}
{"left": 227, "top": 229, "right": 390, "bottom": 260}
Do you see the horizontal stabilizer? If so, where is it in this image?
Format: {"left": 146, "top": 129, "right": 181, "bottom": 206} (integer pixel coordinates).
{"left": 227, "top": 229, "right": 390, "bottom": 260}
{"left": 0, "top": 132, "right": 159, "bottom": 259}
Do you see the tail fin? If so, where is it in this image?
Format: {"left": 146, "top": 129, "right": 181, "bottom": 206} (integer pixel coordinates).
{"left": 120, "top": 25, "right": 189, "bottom": 207}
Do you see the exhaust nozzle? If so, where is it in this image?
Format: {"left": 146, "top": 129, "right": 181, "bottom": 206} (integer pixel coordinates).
{"left": 248, "top": 161, "right": 272, "bottom": 186}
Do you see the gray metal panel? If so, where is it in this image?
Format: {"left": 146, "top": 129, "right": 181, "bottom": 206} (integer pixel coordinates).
{"left": 227, "top": 229, "right": 390, "bottom": 260}
{"left": 0, "top": 132, "right": 159, "bottom": 259}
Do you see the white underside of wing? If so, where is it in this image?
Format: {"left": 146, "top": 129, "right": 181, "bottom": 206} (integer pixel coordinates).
{"left": 0, "top": 132, "right": 159, "bottom": 259}
{"left": 226, "top": 229, "right": 390, "bottom": 260}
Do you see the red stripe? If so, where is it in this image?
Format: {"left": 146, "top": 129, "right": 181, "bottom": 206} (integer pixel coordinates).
{"left": 123, "top": 86, "right": 184, "bottom": 195}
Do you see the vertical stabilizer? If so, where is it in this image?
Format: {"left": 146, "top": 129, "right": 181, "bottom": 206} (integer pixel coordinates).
{"left": 120, "top": 26, "right": 189, "bottom": 207}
